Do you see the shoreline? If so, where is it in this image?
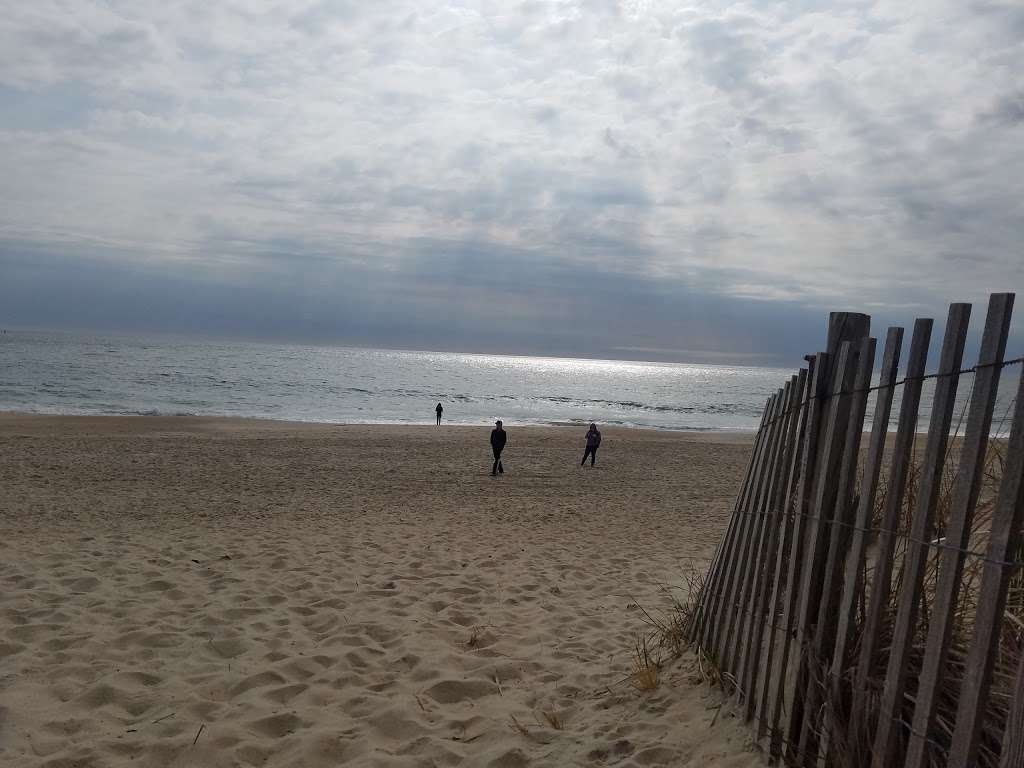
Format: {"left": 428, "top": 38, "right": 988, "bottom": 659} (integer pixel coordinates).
{"left": 0, "top": 410, "right": 758, "bottom": 441}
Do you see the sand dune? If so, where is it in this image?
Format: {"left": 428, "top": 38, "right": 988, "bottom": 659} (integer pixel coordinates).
{"left": 0, "top": 415, "right": 760, "bottom": 767}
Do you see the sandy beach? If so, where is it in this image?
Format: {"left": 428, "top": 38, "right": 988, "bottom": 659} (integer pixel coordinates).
{"left": 0, "top": 415, "right": 760, "bottom": 768}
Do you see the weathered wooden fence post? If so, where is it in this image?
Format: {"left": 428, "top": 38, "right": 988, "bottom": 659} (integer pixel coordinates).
{"left": 947, "top": 337, "right": 1024, "bottom": 765}
{"left": 798, "top": 333, "right": 877, "bottom": 764}
{"left": 820, "top": 326, "right": 903, "bottom": 767}
{"left": 739, "top": 370, "right": 807, "bottom": 722}
{"left": 763, "top": 353, "right": 831, "bottom": 757}
{"left": 691, "top": 401, "right": 773, "bottom": 647}
{"left": 728, "top": 381, "right": 797, "bottom": 679}
{"left": 783, "top": 340, "right": 859, "bottom": 762}
{"left": 710, "top": 393, "right": 782, "bottom": 666}
{"left": 754, "top": 357, "right": 815, "bottom": 744}
{"left": 730, "top": 378, "right": 796, "bottom": 688}
{"left": 850, "top": 318, "right": 933, "bottom": 744}
{"left": 903, "top": 293, "right": 1015, "bottom": 768}
{"left": 690, "top": 292, "right": 1021, "bottom": 767}
{"left": 872, "top": 303, "right": 972, "bottom": 768}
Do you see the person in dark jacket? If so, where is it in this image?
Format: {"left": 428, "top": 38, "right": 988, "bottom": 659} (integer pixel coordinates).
{"left": 435, "top": 402, "right": 443, "bottom": 425}
{"left": 490, "top": 420, "right": 507, "bottom": 475}
{"left": 581, "top": 423, "right": 601, "bottom": 466}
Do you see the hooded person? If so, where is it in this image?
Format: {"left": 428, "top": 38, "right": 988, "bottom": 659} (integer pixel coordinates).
{"left": 490, "top": 420, "right": 507, "bottom": 475}
{"left": 581, "top": 423, "right": 601, "bottom": 466}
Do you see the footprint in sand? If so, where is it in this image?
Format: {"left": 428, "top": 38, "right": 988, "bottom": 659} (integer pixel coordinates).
{"left": 366, "top": 707, "right": 426, "bottom": 740}
{"left": 263, "top": 682, "right": 308, "bottom": 704}
{"left": 425, "top": 678, "right": 496, "bottom": 704}
{"left": 248, "top": 711, "right": 306, "bottom": 738}
{"left": 229, "top": 671, "right": 287, "bottom": 698}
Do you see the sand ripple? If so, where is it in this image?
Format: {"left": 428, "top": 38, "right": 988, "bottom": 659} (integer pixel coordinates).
{"left": 0, "top": 417, "right": 761, "bottom": 767}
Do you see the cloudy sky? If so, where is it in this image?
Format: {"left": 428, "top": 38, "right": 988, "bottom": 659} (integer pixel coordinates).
{"left": 1, "top": 1, "right": 1022, "bottom": 363}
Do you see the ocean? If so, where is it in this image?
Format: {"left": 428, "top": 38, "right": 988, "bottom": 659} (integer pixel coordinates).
{"left": 0, "top": 330, "right": 789, "bottom": 431}
{"left": 4, "top": 330, "right": 1016, "bottom": 434}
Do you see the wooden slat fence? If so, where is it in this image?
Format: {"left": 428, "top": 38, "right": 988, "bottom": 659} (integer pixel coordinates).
{"left": 687, "top": 292, "right": 1024, "bottom": 768}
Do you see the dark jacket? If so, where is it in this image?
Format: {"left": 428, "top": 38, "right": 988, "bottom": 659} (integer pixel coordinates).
{"left": 586, "top": 428, "right": 601, "bottom": 448}
{"left": 490, "top": 428, "right": 507, "bottom": 451}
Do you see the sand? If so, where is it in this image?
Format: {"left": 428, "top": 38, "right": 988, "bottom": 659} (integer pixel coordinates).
{"left": 0, "top": 415, "right": 761, "bottom": 768}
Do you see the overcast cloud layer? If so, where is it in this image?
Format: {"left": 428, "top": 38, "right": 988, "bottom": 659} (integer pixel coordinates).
{"left": 1, "top": 1, "right": 1022, "bottom": 362}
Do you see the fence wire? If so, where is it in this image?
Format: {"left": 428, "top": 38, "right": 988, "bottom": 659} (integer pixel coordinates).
{"left": 722, "top": 506, "right": 1024, "bottom": 570}
{"left": 754, "top": 354, "right": 1024, "bottom": 431}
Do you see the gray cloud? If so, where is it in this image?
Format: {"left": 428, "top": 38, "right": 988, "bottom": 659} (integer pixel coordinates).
{"left": 0, "top": 1, "right": 1022, "bottom": 359}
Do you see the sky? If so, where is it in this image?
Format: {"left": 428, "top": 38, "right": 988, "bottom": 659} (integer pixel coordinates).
{"left": 1, "top": 1, "right": 1022, "bottom": 364}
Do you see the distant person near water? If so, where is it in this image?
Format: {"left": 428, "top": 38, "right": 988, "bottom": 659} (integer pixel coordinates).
{"left": 490, "top": 420, "right": 507, "bottom": 475}
{"left": 435, "top": 402, "right": 443, "bottom": 425}
{"left": 581, "top": 423, "right": 601, "bottom": 466}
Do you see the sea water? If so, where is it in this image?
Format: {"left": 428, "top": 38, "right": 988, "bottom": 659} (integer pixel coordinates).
{"left": 0, "top": 330, "right": 788, "bottom": 431}
{"left": 3, "top": 330, "right": 1015, "bottom": 433}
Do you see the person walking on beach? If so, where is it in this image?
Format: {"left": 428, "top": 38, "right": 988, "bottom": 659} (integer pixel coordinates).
{"left": 490, "top": 420, "right": 507, "bottom": 475}
{"left": 435, "top": 402, "right": 444, "bottom": 425}
{"left": 581, "top": 423, "right": 601, "bottom": 467}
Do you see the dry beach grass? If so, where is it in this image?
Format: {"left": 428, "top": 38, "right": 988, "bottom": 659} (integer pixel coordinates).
{"left": 0, "top": 415, "right": 761, "bottom": 768}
